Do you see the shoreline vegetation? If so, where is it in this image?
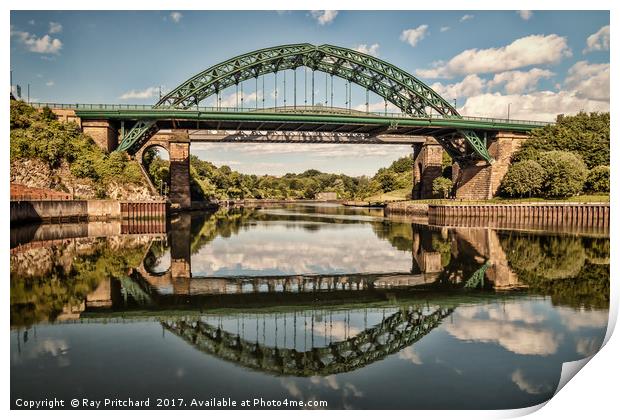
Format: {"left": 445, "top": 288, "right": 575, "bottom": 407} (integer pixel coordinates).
{"left": 10, "top": 100, "right": 609, "bottom": 206}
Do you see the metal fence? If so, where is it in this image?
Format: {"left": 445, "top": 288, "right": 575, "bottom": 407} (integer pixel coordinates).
{"left": 28, "top": 102, "right": 552, "bottom": 126}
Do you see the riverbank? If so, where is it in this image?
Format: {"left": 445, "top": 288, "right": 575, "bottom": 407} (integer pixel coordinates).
{"left": 385, "top": 200, "right": 610, "bottom": 231}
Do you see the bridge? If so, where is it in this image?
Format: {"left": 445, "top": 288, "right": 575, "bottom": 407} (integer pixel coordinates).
{"left": 34, "top": 43, "right": 551, "bottom": 207}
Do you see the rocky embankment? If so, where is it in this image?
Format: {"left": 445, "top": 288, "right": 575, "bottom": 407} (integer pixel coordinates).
{"left": 11, "top": 158, "right": 156, "bottom": 201}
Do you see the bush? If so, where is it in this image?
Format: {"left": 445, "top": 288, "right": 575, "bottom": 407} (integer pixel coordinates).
{"left": 513, "top": 112, "right": 609, "bottom": 169}
{"left": 432, "top": 177, "right": 453, "bottom": 198}
{"left": 499, "top": 160, "right": 545, "bottom": 197}
{"left": 585, "top": 165, "right": 610, "bottom": 193}
{"left": 537, "top": 151, "right": 587, "bottom": 198}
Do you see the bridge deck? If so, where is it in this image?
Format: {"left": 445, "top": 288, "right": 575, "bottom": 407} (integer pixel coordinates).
{"left": 30, "top": 103, "right": 549, "bottom": 135}
{"left": 74, "top": 108, "right": 547, "bottom": 136}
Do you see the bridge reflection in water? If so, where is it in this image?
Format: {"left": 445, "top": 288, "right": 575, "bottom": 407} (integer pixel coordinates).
{"left": 9, "top": 204, "right": 610, "bottom": 408}
{"left": 161, "top": 306, "right": 453, "bottom": 376}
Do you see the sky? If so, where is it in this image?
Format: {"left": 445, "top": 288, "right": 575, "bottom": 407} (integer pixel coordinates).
{"left": 10, "top": 10, "right": 610, "bottom": 176}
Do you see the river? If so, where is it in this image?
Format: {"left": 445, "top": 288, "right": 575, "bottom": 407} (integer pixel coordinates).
{"left": 10, "top": 203, "right": 609, "bottom": 409}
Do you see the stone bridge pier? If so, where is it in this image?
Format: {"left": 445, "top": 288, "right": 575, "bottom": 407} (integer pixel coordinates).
{"left": 135, "top": 130, "right": 192, "bottom": 209}
{"left": 413, "top": 132, "right": 529, "bottom": 200}
{"left": 412, "top": 137, "right": 443, "bottom": 199}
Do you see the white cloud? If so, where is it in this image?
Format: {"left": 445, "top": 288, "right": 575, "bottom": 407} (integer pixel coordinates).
{"left": 430, "top": 74, "right": 486, "bottom": 99}
{"left": 583, "top": 25, "right": 610, "bottom": 54}
{"left": 511, "top": 369, "right": 552, "bottom": 395}
{"left": 45, "top": 81, "right": 55, "bottom": 87}
{"left": 398, "top": 347, "right": 423, "bottom": 365}
{"left": 193, "top": 143, "right": 411, "bottom": 160}
{"left": 460, "top": 14, "right": 474, "bottom": 22}
{"left": 353, "top": 100, "right": 400, "bottom": 113}
{"left": 564, "top": 61, "right": 609, "bottom": 101}
{"left": 11, "top": 30, "right": 63, "bottom": 54}
{"left": 310, "top": 10, "right": 338, "bottom": 26}
{"left": 400, "top": 25, "right": 429, "bottom": 47}
{"left": 354, "top": 43, "right": 380, "bottom": 57}
{"left": 170, "top": 12, "right": 183, "bottom": 23}
{"left": 208, "top": 90, "right": 261, "bottom": 108}
{"left": 49, "top": 22, "right": 62, "bottom": 34}
{"left": 488, "top": 68, "right": 555, "bottom": 94}
{"left": 440, "top": 26, "right": 450, "bottom": 32}
{"left": 416, "top": 34, "right": 572, "bottom": 78}
{"left": 445, "top": 304, "right": 561, "bottom": 356}
{"left": 518, "top": 11, "right": 533, "bottom": 21}
{"left": 119, "top": 86, "right": 160, "bottom": 100}
{"left": 458, "top": 91, "right": 609, "bottom": 122}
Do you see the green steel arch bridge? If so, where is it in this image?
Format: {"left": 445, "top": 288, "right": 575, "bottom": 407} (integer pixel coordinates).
{"left": 34, "top": 43, "right": 551, "bottom": 204}
{"left": 42, "top": 43, "right": 548, "bottom": 162}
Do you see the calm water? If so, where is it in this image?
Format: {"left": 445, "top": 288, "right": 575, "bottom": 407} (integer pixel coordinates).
{"left": 10, "top": 204, "right": 609, "bottom": 409}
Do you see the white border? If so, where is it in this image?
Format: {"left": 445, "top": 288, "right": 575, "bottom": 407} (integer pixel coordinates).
{"left": 3, "top": 1, "right": 617, "bottom": 419}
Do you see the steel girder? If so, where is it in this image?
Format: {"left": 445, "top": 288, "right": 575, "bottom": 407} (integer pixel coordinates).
{"left": 464, "top": 262, "right": 490, "bottom": 289}
{"left": 117, "top": 119, "right": 158, "bottom": 153}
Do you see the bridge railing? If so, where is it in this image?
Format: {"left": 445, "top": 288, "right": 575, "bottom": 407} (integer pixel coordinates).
{"left": 27, "top": 102, "right": 552, "bottom": 126}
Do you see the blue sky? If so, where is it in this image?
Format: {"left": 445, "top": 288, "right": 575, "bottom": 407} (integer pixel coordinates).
{"left": 10, "top": 10, "right": 610, "bottom": 176}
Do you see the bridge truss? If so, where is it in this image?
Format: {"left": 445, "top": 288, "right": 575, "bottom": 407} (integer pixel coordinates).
{"left": 114, "top": 44, "right": 502, "bottom": 162}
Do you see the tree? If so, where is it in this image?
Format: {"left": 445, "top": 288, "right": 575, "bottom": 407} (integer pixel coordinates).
{"left": 376, "top": 170, "right": 397, "bottom": 192}
{"left": 585, "top": 165, "right": 610, "bottom": 193}
{"left": 513, "top": 112, "right": 609, "bottom": 169}
{"left": 432, "top": 177, "right": 453, "bottom": 198}
{"left": 499, "top": 160, "right": 545, "bottom": 197}
{"left": 537, "top": 151, "right": 588, "bottom": 198}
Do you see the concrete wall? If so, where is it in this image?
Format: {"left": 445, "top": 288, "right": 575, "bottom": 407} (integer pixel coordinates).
{"left": 11, "top": 200, "right": 88, "bottom": 224}
{"left": 10, "top": 200, "right": 159, "bottom": 225}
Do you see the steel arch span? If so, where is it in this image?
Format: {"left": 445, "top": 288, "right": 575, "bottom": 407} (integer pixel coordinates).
{"left": 156, "top": 43, "right": 459, "bottom": 118}
{"left": 116, "top": 43, "right": 498, "bottom": 162}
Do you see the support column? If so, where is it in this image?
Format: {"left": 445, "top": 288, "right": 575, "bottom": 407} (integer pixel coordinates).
{"left": 412, "top": 137, "right": 443, "bottom": 199}
{"left": 169, "top": 137, "right": 191, "bottom": 210}
{"left": 453, "top": 131, "right": 529, "bottom": 200}
{"left": 81, "top": 120, "right": 118, "bottom": 152}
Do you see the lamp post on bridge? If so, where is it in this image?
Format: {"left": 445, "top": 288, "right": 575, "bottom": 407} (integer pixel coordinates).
{"left": 507, "top": 103, "right": 511, "bottom": 121}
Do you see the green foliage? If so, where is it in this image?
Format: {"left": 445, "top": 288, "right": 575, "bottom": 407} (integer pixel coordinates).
{"left": 41, "top": 106, "right": 56, "bottom": 121}
{"left": 513, "top": 112, "right": 609, "bottom": 169}
{"left": 10, "top": 237, "right": 149, "bottom": 327}
{"left": 10, "top": 100, "right": 146, "bottom": 197}
{"left": 432, "top": 177, "right": 453, "bottom": 198}
{"left": 186, "top": 150, "right": 414, "bottom": 201}
{"left": 499, "top": 160, "right": 545, "bottom": 198}
{"left": 500, "top": 232, "right": 609, "bottom": 309}
{"left": 441, "top": 151, "right": 453, "bottom": 179}
{"left": 537, "top": 151, "right": 588, "bottom": 198}
{"left": 387, "top": 155, "right": 413, "bottom": 173}
{"left": 585, "top": 165, "right": 610, "bottom": 193}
